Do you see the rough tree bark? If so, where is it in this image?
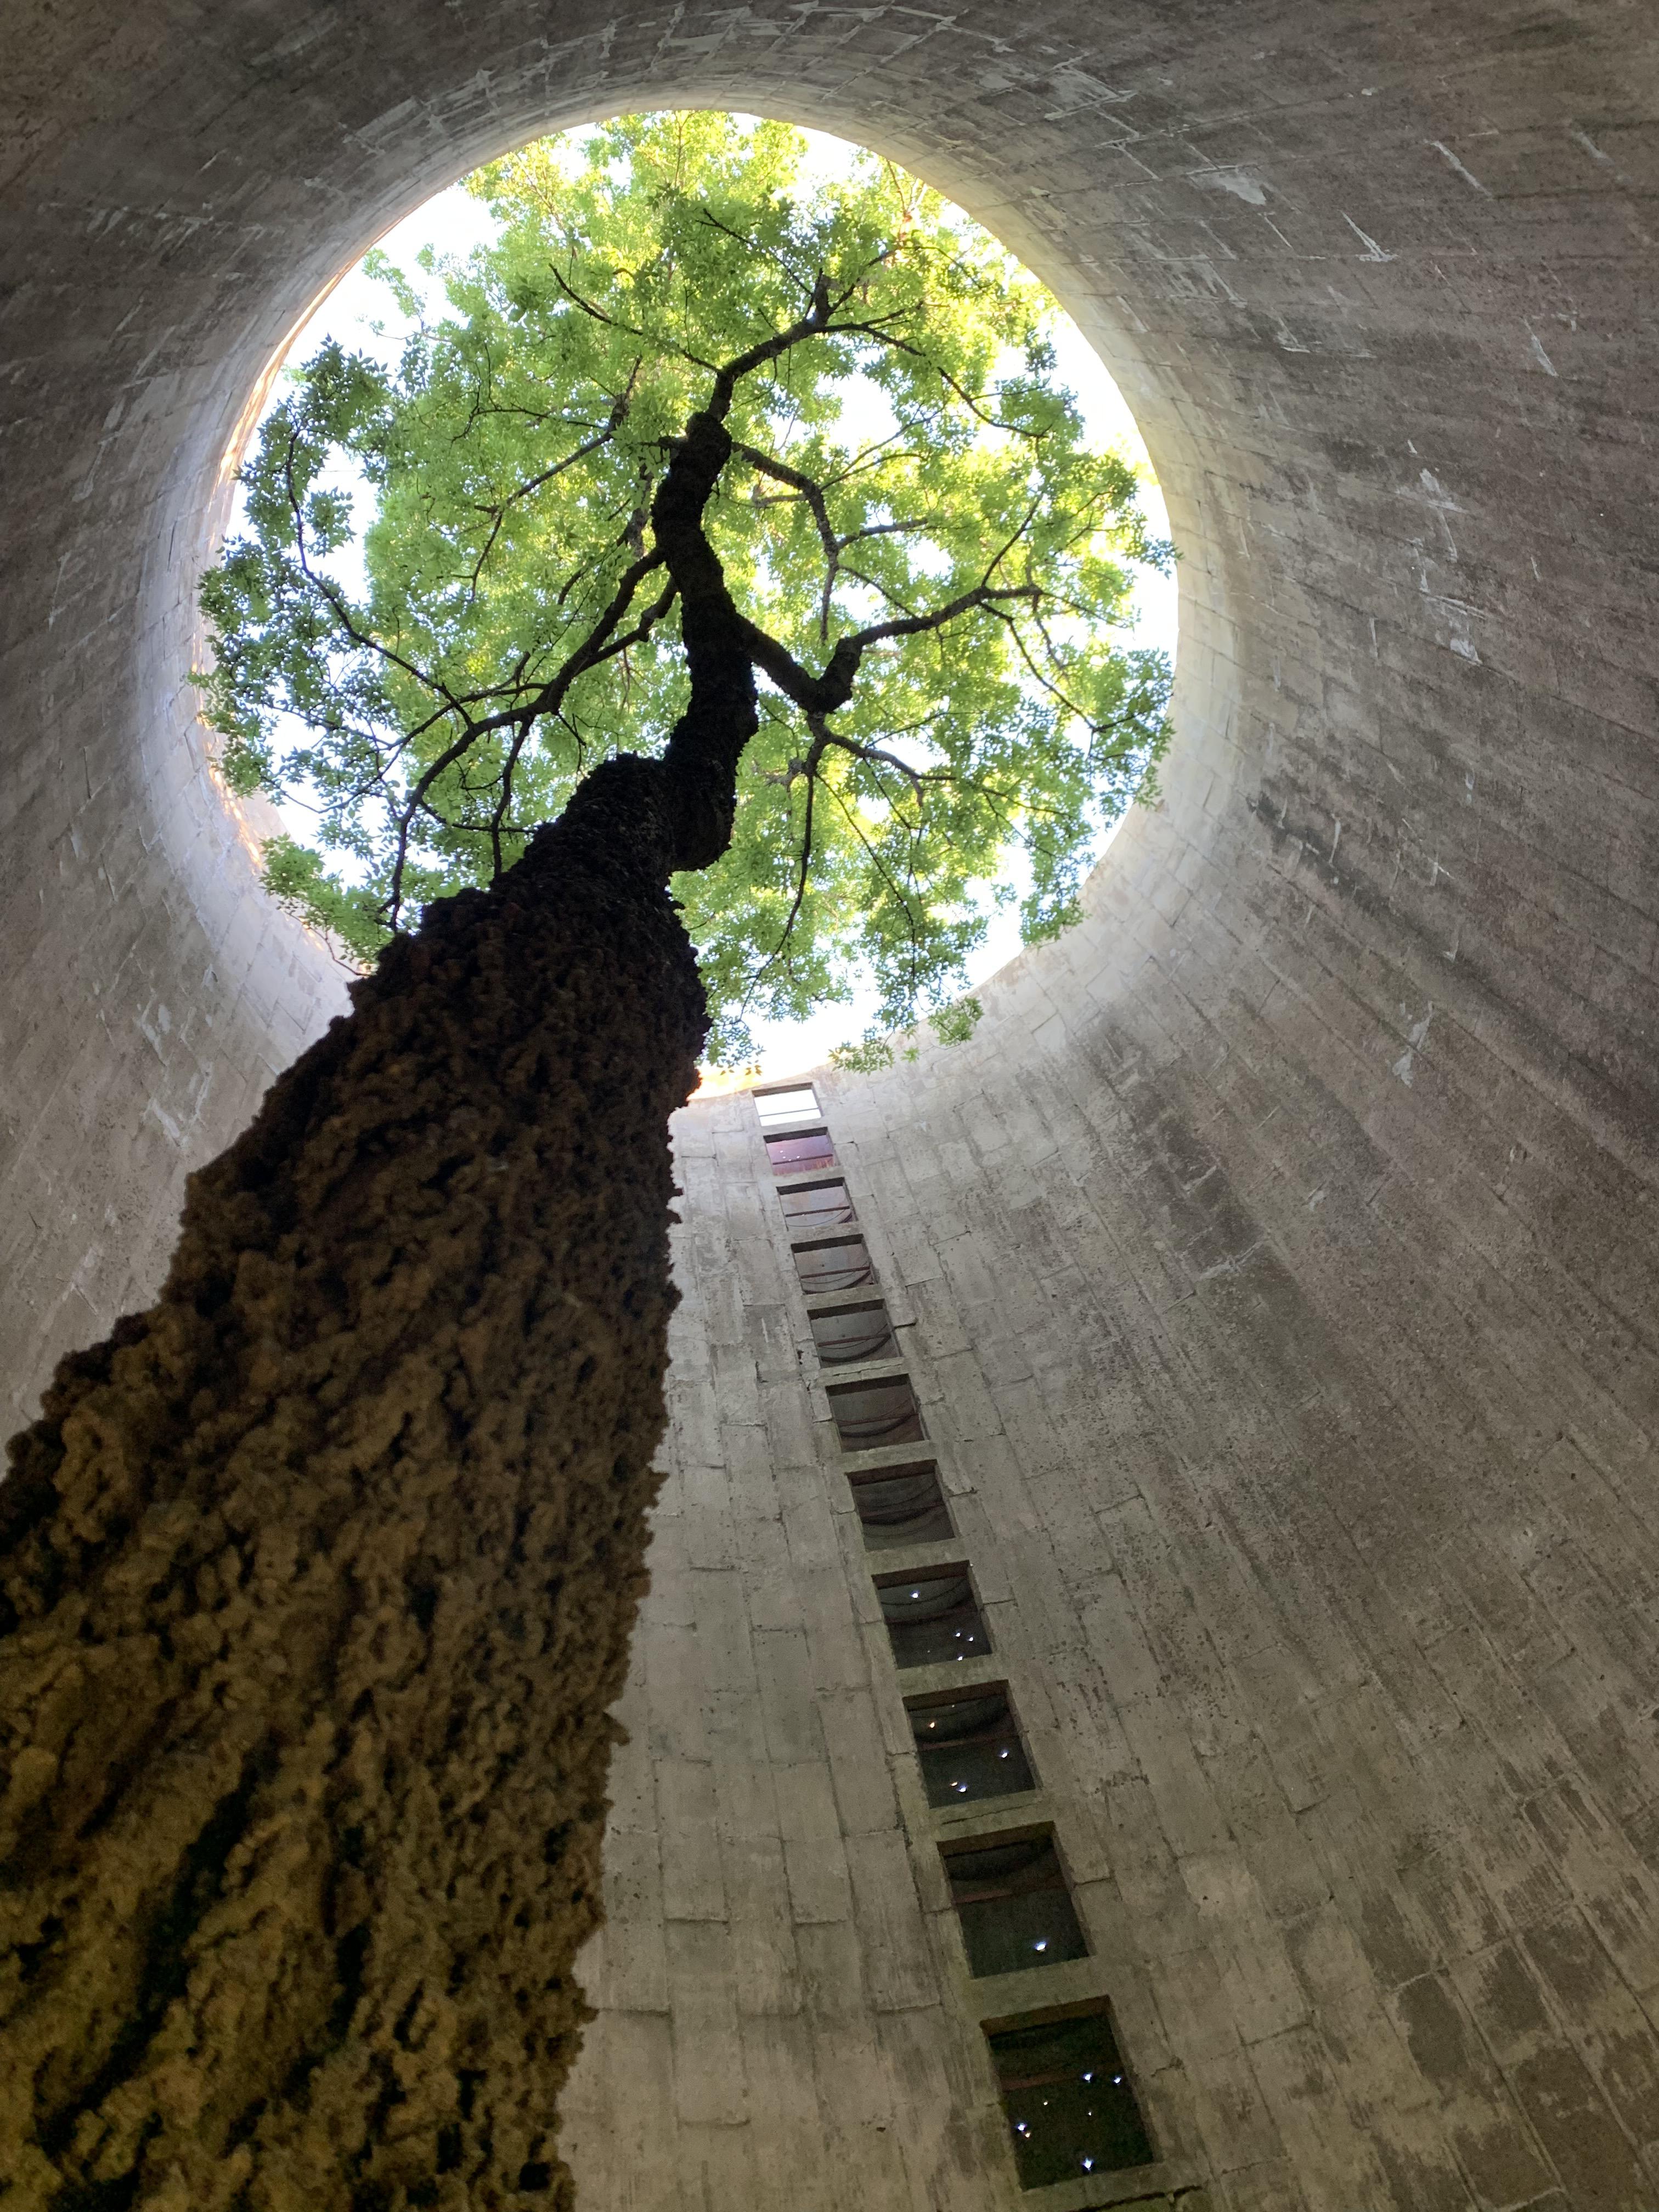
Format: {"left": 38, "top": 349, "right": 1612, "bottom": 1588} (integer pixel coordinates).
{"left": 0, "top": 420, "right": 757, "bottom": 2208}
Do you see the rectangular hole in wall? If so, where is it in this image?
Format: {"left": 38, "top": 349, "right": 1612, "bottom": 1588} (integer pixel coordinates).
{"left": 849, "top": 1459, "right": 953, "bottom": 1549}
{"left": 876, "top": 1565, "right": 989, "bottom": 1669}
{"left": 765, "top": 1126, "right": 837, "bottom": 1174}
{"left": 810, "top": 1299, "right": 896, "bottom": 1366}
{"left": 754, "top": 1084, "right": 820, "bottom": 1127}
{"left": 985, "top": 2001, "right": 1155, "bottom": 2190}
{"left": 828, "top": 1373, "right": 924, "bottom": 1451}
{"left": 780, "top": 1177, "right": 857, "bottom": 1231}
{"left": 941, "top": 1828, "right": 1087, "bottom": 1978}
{"left": 906, "top": 1681, "right": 1035, "bottom": 1804}
{"left": 792, "top": 1236, "right": 876, "bottom": 1295}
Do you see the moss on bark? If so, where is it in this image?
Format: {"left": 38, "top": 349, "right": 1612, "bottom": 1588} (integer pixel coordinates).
{"left": 0, "top": 789, "right": 705, "bottom": 2209}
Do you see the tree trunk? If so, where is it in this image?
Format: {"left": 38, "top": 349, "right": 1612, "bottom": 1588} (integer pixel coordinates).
{"left": 0, "top": 778, "right": 706, "bottom": 2210}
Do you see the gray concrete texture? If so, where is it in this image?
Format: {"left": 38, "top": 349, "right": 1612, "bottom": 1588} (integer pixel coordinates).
{"left": 2, "top": 0, "right": 1657, "bottom": 2203}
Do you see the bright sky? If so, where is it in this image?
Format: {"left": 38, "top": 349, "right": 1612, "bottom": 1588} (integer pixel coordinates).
{"left": 256, "top": 123, "right": 1177, "bottom": 1082}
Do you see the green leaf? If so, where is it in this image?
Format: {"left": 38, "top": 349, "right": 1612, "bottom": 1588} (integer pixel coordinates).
{"left": 260, "top": 834, "right": 388, "bottom": 963}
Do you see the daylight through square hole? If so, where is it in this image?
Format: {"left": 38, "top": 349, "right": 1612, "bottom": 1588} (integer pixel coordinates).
{"left": 753, "top": 1085, "right": 820, "bottom": 1127}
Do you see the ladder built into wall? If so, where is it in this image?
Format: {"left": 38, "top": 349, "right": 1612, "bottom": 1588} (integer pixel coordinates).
{"left": 754, "top": 1081, "right": 1158, "bottom": 2198}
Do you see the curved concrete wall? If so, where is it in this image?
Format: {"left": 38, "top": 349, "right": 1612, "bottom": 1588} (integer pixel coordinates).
{"left": 3, "top": 1, "right": 1657, "bottom": 2203}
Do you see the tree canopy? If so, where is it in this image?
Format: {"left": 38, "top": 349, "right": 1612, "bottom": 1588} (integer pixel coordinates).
{"left": 199, "top": 112, "right": 1172, "bottom": 1065}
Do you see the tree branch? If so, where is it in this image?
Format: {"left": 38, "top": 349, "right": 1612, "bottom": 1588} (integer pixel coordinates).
{"left": 281, "top": 430, "right": 464, "bottom": 717}
{"left": 818, "top": 727, "right": 928, "bottom": 806}
{"left": 383, "top": 549, "right": 670, "bottom": 921}
{"left": 464, "top": 370, "right": 637, "bottom": 601}
{"left": 758, "top": 713, "right": 829, "bottom": 989}
{"left": 735, "top": 578, "right": 1040, "bottom": 719}
{"left": 731, "top": 441, "right": 842, "bottom": 640}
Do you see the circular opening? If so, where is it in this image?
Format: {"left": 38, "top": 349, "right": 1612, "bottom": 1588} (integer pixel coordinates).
{"left": 203, "top": 111, "right": 1178, "bottom": 1079}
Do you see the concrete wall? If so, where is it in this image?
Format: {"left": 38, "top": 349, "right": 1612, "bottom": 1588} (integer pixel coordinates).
{"left": 4, "top": 0, "right": 1658, "bottom": 2203}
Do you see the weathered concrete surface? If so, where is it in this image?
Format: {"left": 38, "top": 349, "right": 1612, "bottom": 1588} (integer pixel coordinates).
{"left": 2, "top": 0, "right": 1657, "bottom": 2204}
